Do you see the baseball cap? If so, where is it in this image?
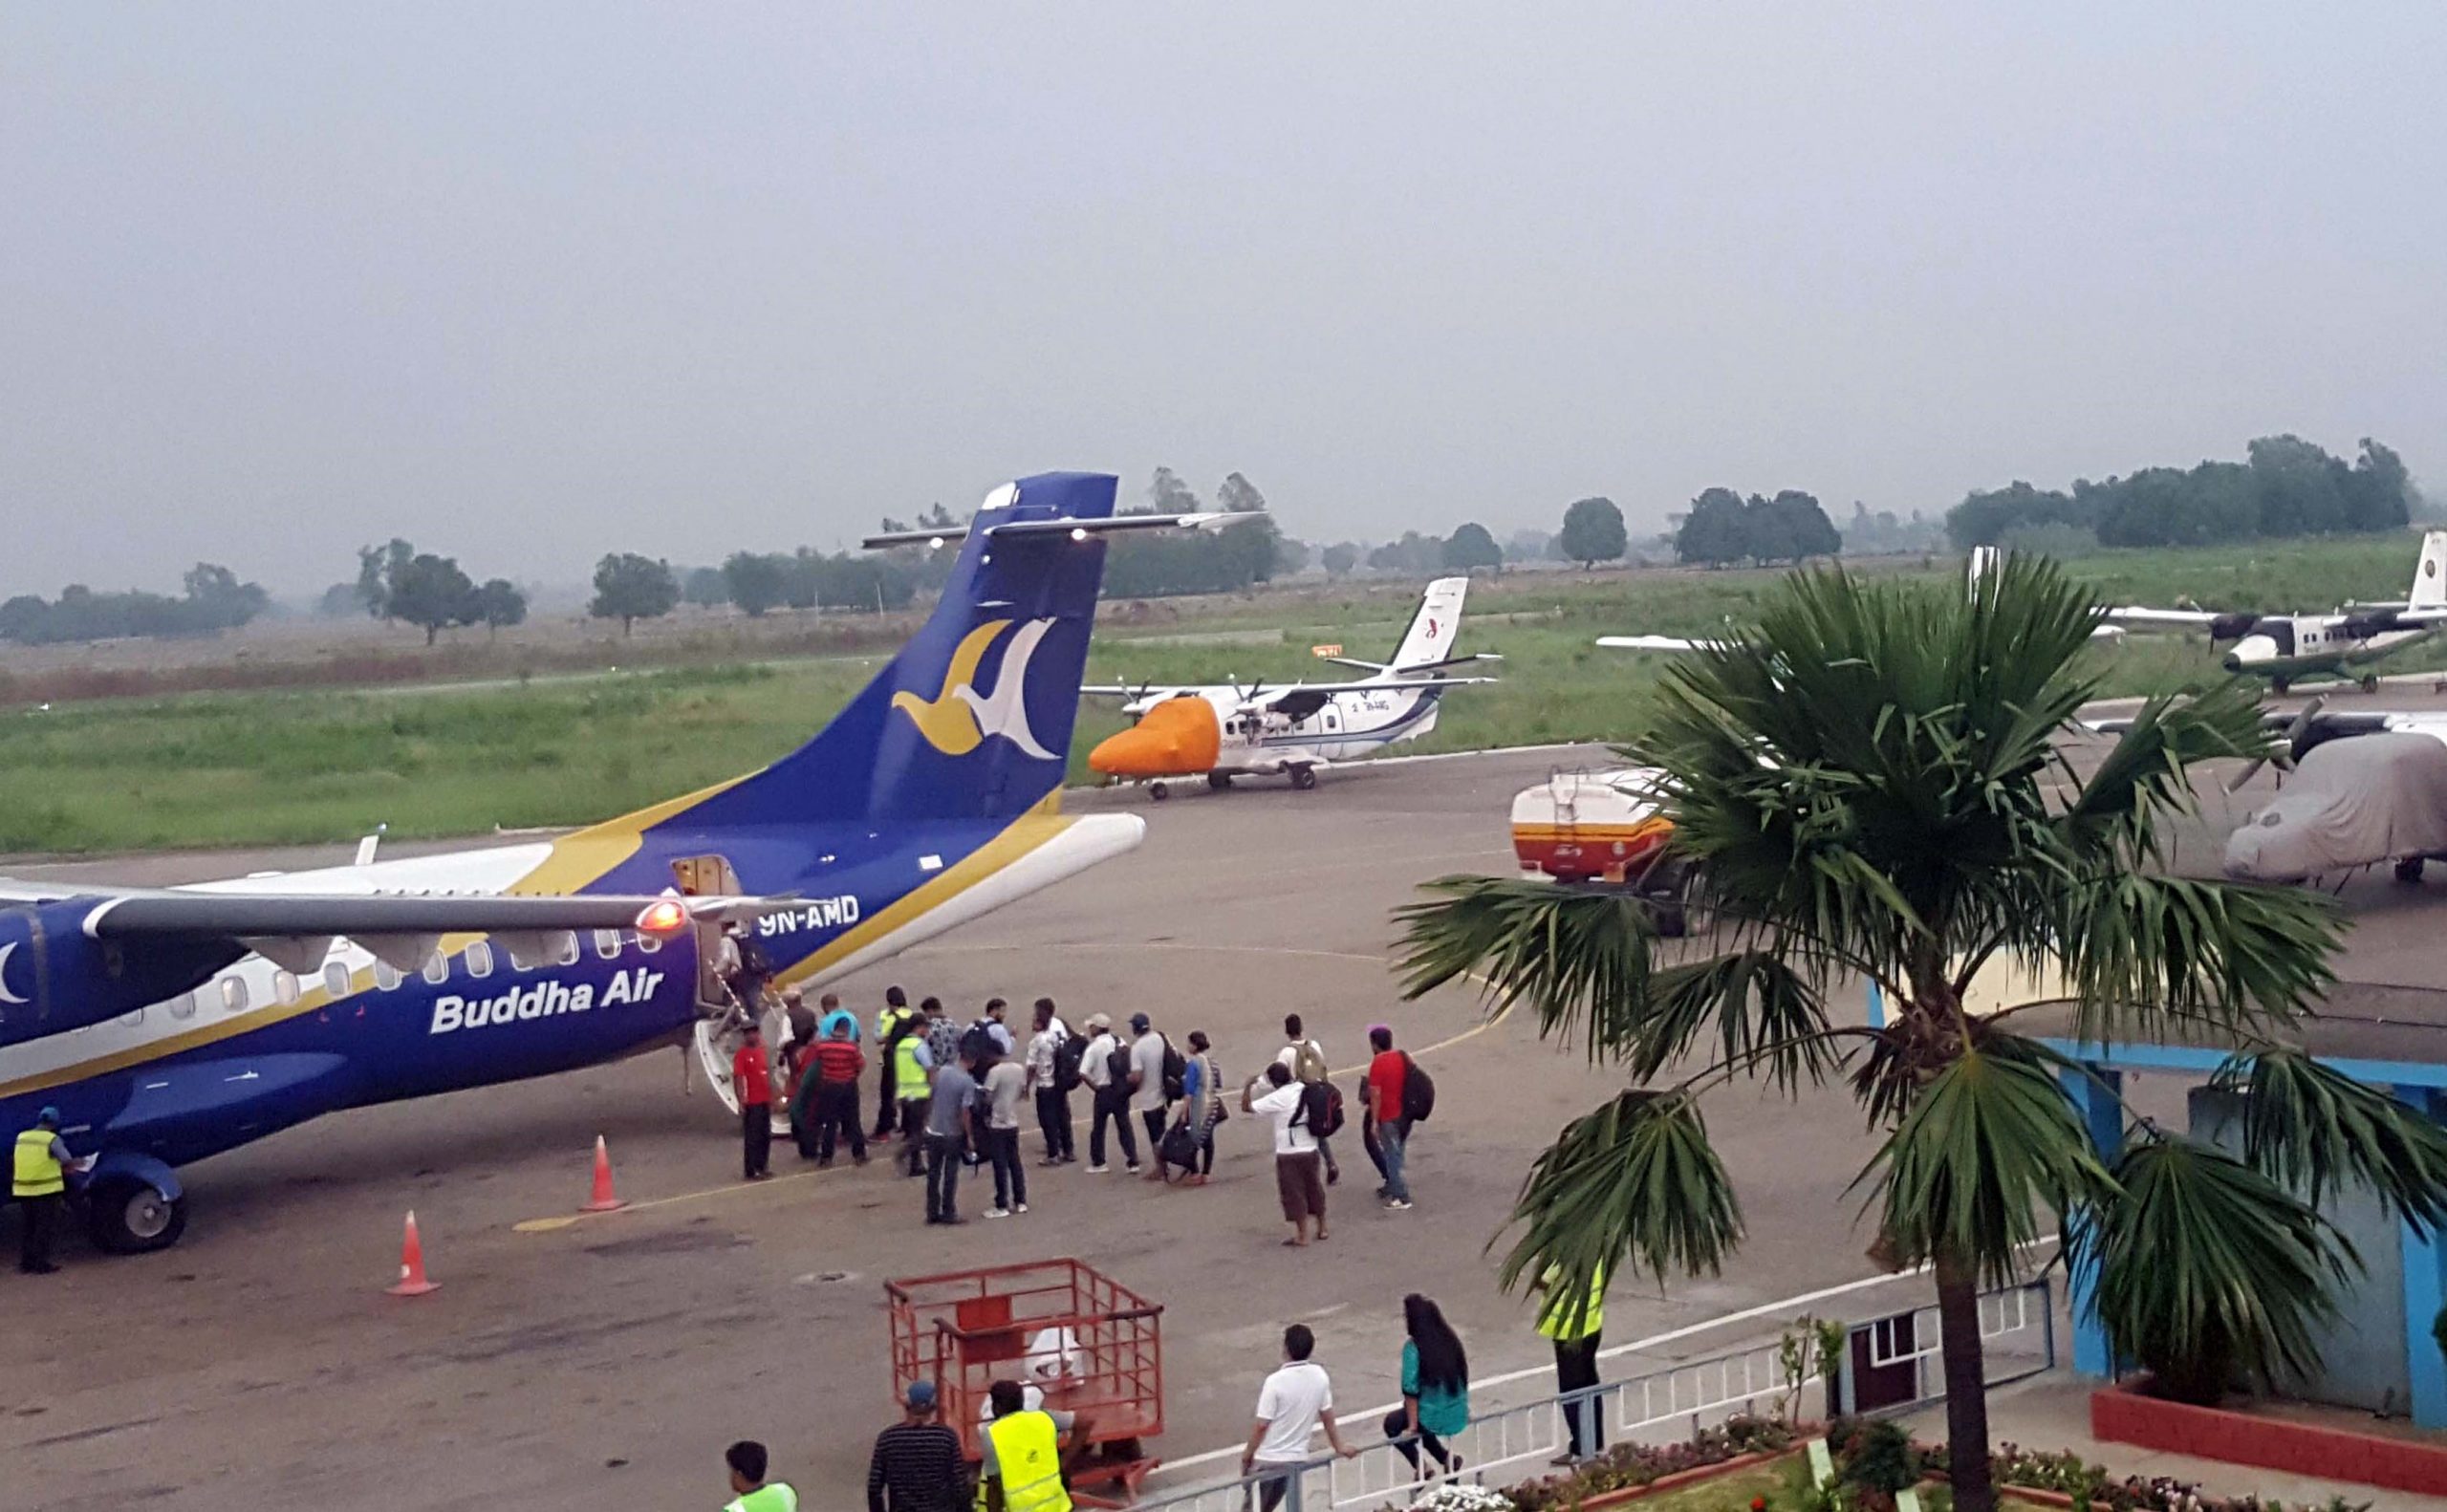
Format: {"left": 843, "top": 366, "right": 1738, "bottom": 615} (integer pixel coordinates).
{"left": 1129, "top": 1012, "right": 1151, "bottom": 1033}
{"left": 1084, "top": 1012, "right": 1111, "bottom": 1030}
{"left": 37, "top": 1105, "right": 60, "bottom": 1125}
{"left": 906, "top": 1381, "right": 938, "bottom": 1409}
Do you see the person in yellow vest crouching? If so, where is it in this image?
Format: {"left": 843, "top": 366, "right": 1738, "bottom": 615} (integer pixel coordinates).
{"left": 1536, "top": 1262, "right": 1609, "bottom": 1466}
{"left": 979, "top": 1379, "right": 1093, "bottom": 1512}
{"left": 722, "top": 1439, "right": 795, "bottom": 1512}
{"left": 14, "top": 1106, "right": 79, "bottom": 1276}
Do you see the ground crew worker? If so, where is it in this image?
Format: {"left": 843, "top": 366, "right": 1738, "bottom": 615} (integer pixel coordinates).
{"left": 723, "top": 1439, "right": 797, "bottom": 1512}
{"left": 1537, "top": 1261, "right": 1609, "bottom": 1465}
{"left": 873, "top": 986, "right": 915, "bottom": 1137}
{"left": 13, "top": 1106, "right": 71, "bottom": 1275}
{"left": 979, "top": 1378, "right": 1091, "bottom": 1512}
{"left": 733, "top": 1023, "right": 773, "bottom": 1181}
{"left": 894, "top": 1015, "right": 932, "bottom": 1178}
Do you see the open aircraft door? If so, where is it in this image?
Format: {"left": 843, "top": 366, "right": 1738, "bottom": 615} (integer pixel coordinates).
{"left": 673, "top": 853, "right": 757, "bottom": 1117}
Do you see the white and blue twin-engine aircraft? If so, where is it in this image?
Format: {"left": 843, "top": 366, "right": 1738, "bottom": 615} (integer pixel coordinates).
{"left": 0, "top": 471, "right": 1201, "bottom": 1256}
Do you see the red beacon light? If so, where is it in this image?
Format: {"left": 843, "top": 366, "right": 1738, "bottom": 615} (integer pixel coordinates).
{"left": 635, "top": 898, "right": 689, "bottom": 936}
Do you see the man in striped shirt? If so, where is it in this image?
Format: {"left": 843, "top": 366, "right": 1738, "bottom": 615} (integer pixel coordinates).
{"left": 804, "top": 1019, "right": 868, "bottom": 1166}
{"left": 868, "top": 1381, "right": 965, "bottom": 1512}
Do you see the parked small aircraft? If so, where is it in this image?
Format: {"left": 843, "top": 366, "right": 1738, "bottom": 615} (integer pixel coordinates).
{"left": 1082, "top": 576, "right": 1496, "bottom": 797}
{"left": 2107, "top": 530, "right": 2447, "bottom": 692}
{"left": 0, "top": 472, "right": 1190, "bottom": 1254}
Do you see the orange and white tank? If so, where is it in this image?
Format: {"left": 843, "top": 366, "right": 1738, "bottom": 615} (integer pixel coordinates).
{"left": 1510, "top": 767, "right": 1676, "bottom": 884}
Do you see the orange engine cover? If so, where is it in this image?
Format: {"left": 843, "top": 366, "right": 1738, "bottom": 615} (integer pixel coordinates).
{"left": 1090, "top": 697, "right": 1223, "bottom": 778}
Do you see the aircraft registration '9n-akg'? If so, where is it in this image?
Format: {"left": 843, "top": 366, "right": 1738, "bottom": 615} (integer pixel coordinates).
{"left": 0, "top": 472, "right": 1224, "bottom": 1256}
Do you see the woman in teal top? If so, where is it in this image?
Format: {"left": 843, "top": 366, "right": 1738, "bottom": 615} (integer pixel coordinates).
{"left": 1383, "top": 1292, "right": 1469, "bottom": 1477}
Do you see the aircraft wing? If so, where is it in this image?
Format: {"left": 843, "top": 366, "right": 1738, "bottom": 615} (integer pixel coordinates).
{"left": 1595, "top": 635, "right": 1728, "bottom": 653}
{"left": 0, "top": 878, "right": 770, "bottom": 961}
{"left": 2100, "top": 607, "right": 2224, "bottom": 628}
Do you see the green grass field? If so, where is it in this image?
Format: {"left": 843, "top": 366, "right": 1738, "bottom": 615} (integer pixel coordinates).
{"left": 8, "top": 534, "right": 2443, "bottom": 853}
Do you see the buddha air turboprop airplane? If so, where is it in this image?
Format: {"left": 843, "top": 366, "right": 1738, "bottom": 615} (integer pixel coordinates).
{"left": 1080, "top": 575, "right": 1497, "bottom": 798}
{"left": 0, "top": 471, "right": 1205, "bottom": 1256}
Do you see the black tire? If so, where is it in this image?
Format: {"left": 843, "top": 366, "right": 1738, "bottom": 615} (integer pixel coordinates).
{"left": 2273, "top": 677, "right": 2290, "bottom": 695}
{"left": 2397, "top": 856, "right": 2426, "bottom": 884}
{"left": 1651, "top": 901, "right": 1688, "bottom": 938}
{"left": 1206, "top": 772, "right": 1233, "bottom": 792}
{"left": 1149, "top": 782, "right": 1170, "bottom": 802}
{"left": 2364, "top": 675, "right": 2382, "bottom": 695}
{"left": 1288, "top": 766, "right": 1318, "bottom": 791}
{"left": 86, "top": 1178, "right": 186, "bottom": 1254}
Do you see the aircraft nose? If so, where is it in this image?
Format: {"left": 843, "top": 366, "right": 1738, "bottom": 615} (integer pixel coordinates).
{"left": 2227, "top": 635, "right": 2277, "bottom": 672}
{"left": 1089, "top": 699, "right": 1221, "bottom": 778}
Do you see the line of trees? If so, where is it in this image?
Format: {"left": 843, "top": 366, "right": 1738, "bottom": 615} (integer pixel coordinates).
{"left": 356, "top": 539, "right": 528, "bottom": 645}
{"left": 0, "top": 563, "right": 271, "bottom": 645}
{"left": 1947, "top": 436, "right": 2414, "bottom": 550}
{"left": 1674, "top": 487, "right": 1843, "bottom": 566}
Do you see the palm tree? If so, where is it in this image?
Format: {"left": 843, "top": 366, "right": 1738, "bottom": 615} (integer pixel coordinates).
{"left": 1395, "top": 556, "right": 2447, "bottom": 1511}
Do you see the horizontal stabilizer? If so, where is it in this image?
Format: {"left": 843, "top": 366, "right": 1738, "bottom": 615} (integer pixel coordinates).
{"left": 862, "top": 510, "right": 1250, "bottom": 551}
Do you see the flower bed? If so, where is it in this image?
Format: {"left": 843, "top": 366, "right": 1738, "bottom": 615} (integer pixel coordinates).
{"left": 1504, "top": 1415, "right": 1801, "bottom": 1512}
{"left": 2091, "top": 1379, "right": 2447, "bottom": 1499}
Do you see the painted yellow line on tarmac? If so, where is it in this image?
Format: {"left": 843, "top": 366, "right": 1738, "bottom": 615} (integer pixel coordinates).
{"left": 513, "top": 941, "right": 1509, "bottom": 1236}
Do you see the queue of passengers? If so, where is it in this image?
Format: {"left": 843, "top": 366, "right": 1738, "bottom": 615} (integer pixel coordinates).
{"left": 723, "top": 976, "right": 1435, "bottom": 1236}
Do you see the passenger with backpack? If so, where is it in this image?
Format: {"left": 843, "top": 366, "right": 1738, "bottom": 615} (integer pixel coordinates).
{"left": 1275, "top": 1014, "right": 1342, "bottom": 1186}
{"left": 1025, "top": 999, "right": 1075, "bottom": 1166}
{"left": 1165, "top": 1030, "right": 1224, "bottom": 1184}
{"left": 1078, "top": 1014, "right": 1138, "bottom": 1175}
{"left": 1128, "top": 1012, "right": 1177, "bottom": 1183}
{"left": 1361, "top": 1026, "right": 1432, "bottom": 1211}
{"left": 1243, "top": 1063, "right": 1329, "bottom": 1246}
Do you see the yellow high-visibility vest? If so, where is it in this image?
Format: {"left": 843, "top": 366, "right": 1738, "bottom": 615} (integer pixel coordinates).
{"left": 876, "top": 1005, "right": 914, "bottom": 1042}
{"left": 895, "top": 1036, "right": 930, "bottom": 1098}
{"left": 725, "top": 1483, "right": 798, "bottom": 1512}
{"left": 1536, "top": 1264, "right": 1607, "bottom": 1342}
{"left": 983, "top": 1410, "right": 1070, "bottom": 1512}
{"left": 12, "top": 1128, "right": 64, "bottom": 1199}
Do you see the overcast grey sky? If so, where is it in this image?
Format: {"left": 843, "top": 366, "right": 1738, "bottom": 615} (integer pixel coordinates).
{"left": 5, "top": 5, "right": 2444, "bottom": 597}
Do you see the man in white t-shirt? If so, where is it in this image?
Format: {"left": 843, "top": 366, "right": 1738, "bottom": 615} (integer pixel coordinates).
{"left": 1024, "top": 998, "right": 1073, "bottom": 1166}
{"left": 1274, "top": 1013, "right": 1340, "bottom": 1186}
{"left": 1078, "top": 1014, "right": 1138, "bottom": 1175}
{"left": 1245, "top": 1063, "right": 1328, "bottom": 1246}
{"left": 1241, "top": 1323, "right": 1355, "bottom": 1512}
{"left": 1128, "top": 1012, "right": 1170, "bottom": 1183}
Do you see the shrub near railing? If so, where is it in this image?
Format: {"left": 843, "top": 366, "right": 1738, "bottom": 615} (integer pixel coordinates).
{"left": 1928, "top": 1441, "right": 2374, "bottom": 1512}
{"left": 1504, "top": 1415, "right": 1799, "bottom": 1512}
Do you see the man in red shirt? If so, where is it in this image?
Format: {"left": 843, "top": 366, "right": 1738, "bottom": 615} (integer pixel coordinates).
{"left": 805, "top": 1020, "right": 868, "bottom": 1166}
{"left": 733, "top": 1021, "right": 774, "bottom": 1180}
{"left": 1361, "top": 1026, "right": 1412, "bottom": 1210}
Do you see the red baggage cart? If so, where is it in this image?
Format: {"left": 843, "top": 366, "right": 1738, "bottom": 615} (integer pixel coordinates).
{"left": 886, "top": 1259, "right": 1165, "bottom": 1500}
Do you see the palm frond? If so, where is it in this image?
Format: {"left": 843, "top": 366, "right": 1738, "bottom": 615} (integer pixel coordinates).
{"left": 2212, "top": 1048, "right": 2447, "bottom": 1231}
{"left": 2050, "top": 874, "right": 2341, "bottom": 1043}
{"left": 1623, "top": 952, "right": 1838, "bottom": 1091}
{"left": 1394, "top": 876, "right": 1657, "bottom": 1059}
{"left": 1495, "top": 1090, "right": 1743, "bottom": 1327}
{"left": 2059, "top": 679, "right": 2272, "bottom": 863}
{"left": 1859, "top": 1038, "right": 2115, "bottom": 1285}
{"left": 2087, "top": 1134, "right": 2356, "bottom": 1402}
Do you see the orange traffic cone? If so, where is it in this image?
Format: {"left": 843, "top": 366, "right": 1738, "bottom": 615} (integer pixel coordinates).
{"left": 385, "top": 1209, "right": 440, "bottom": 1297}
{"left": 581, "top": 1134, "right": 627, "bottom": 1213}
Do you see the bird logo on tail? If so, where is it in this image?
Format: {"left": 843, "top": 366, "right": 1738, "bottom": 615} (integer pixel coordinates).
{"left": 892, "top": 618, "right": 1059, "bottom": 760}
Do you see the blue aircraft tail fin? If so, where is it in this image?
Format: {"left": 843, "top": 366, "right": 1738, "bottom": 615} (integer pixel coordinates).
{"left": 666, "top": 473, "right": 1117, "bottom": 828}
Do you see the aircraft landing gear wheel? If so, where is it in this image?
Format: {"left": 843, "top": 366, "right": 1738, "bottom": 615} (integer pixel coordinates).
{"left": 2272, "top": 678, "right": 2290, "bottom": 695}
{"left": 87, "top": 1178, "right": 186, "bottom": 1254}
{"left": 1149, "top": 782, "right": 1170, "bottom": 802}
{"left": 1288, "top": 766, "right": 1318, "bottom": 791}
{"left": 2398, "top": 856, "right": 2426, "bottom": 884}
{"left": 1206, "top": 772, "right": 1233, "bottom": 792}
{"left": 2363, "top": 675, "right": 2382, "bottom": 694}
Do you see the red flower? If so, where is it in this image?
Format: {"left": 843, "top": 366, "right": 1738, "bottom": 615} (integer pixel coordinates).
{"left": 1750, "top": 1500, "right": 1767, "bottom": 1512}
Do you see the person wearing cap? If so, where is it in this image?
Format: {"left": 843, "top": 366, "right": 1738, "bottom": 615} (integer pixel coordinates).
{"left": 13, "top": 1106, "right": 73, "bottom": 1274}
{"left": 867, "top": 1380, "right": 965, "bottom": 1512}
{"left": 732, "top": 1022, "right": 774, "bottom": 1181}
{"left": 1077, "top": 1013, "right": 1137, "bottom": 1175}
{"left": 722, "top": 1439, "right": 797, "bottom": 1512}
